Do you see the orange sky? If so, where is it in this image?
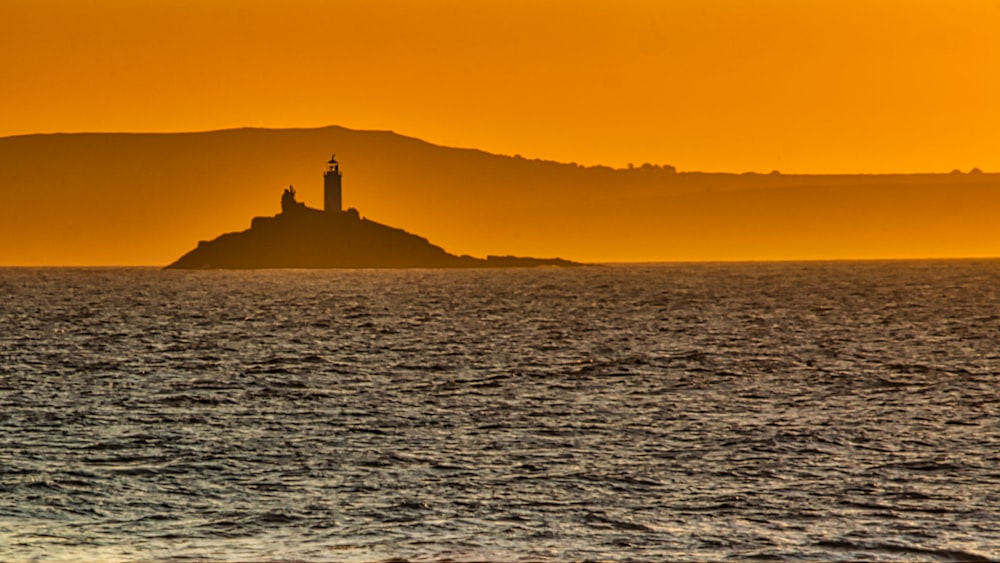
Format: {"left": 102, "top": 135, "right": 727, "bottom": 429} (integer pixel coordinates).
{"left": 2, "top": 0, "right": 999, "bottom": 174}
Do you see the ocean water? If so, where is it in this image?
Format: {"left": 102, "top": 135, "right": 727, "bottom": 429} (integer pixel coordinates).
{"left": 1, "top": 262, "right": 998, "bottom": 562}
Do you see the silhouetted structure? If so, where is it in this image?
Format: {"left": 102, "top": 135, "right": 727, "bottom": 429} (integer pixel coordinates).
{"left": 281, "top": 185, "right": 306, "bottom": 214}
{"left": 166, "top": 154, "right": 581, "bottom": 269}
{"left": 324, "top": 154, "right": 342, "bottom": 213}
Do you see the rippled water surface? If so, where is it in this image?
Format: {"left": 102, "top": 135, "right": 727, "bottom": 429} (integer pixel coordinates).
{"left": 1, "top": 262, "right": 999, "bottom": 561}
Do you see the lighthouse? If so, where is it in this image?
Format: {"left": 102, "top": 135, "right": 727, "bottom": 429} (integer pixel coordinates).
{"left": 324, "top": 154, "right": 342, "bottom": 213}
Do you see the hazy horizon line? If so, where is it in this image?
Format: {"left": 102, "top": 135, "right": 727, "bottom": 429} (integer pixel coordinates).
{"left": 4, "top": 256, "right": 999, "bottom": 269}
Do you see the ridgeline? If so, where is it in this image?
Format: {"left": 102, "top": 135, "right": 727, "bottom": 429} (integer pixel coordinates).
{"left": 2, "top": 126, "right": 1000, "bottom": 265}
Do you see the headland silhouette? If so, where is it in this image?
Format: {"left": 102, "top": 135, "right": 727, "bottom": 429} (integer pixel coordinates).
{"left": 2, "top": 126, "right": 1000, "bottom": 265}
{"left": 166, "top": 155, "right": 579, "bottom": 269}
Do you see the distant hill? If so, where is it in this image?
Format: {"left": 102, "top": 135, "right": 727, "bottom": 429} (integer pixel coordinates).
{"left": 1, "top": 125, "right": 999, "bottom": 265}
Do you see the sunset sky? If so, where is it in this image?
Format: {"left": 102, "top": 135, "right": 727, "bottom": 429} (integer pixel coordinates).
{"left": 3, "top": 0, "right": 999, "bottom": 174}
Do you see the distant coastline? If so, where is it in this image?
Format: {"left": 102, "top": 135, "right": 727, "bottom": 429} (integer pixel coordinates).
{"left": 2, "top": 126, "right": 999, "bottom": 266}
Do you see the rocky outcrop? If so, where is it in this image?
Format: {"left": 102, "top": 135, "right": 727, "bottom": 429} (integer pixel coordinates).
{"left": 166, "top": 202, "right": 579, "bottom": 269}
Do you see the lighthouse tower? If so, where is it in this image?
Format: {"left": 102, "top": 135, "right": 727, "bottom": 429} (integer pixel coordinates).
{"left": 324, "top": 154, "right": 342, "bottom": 213}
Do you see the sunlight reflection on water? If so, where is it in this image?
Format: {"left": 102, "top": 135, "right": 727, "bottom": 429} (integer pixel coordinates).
{"left": 1, "top": 262, "right": 998, "bottom": 561}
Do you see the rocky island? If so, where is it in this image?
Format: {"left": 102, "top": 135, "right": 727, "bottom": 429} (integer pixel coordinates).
{"left": 166, "top": 155, "right": 579, "bottom": 269}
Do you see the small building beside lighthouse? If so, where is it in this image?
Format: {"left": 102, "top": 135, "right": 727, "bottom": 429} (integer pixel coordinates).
{"left": 324, "top": 154, "right": 342, "bottom": 213}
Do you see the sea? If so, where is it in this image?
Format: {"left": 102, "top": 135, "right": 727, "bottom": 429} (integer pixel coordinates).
{"left": 1, "top": 262, "right": 998, "bottom": 562}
